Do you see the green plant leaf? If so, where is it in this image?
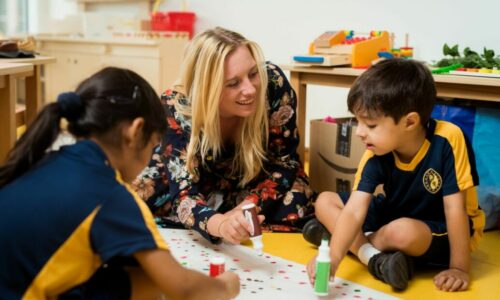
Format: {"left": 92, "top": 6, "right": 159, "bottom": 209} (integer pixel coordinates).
{"left": 443, "top": 44, "right": 451, "bottom": 56}
{"left": 494, "top": 58, "right": 500, "bottom": 68}
{"left": 483, "top": 47, "right": 495, "bottom": 60}
{"left": 436, "top": 58, "right": 452, "bottom": 67}
{"left": 463, "top": 47, "right": 478, "bottom": 57}
{"left": 450, "top": 45, "right": 460, "bottom": 57}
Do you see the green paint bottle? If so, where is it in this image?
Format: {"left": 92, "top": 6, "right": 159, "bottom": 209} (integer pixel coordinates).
{"left": 314, "top": 238, "right": 331, "bottom": 296}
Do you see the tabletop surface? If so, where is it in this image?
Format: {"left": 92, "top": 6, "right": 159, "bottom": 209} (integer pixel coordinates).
{"left": 0, "top": 62, "right": 33, "bottom": 76}
{"left": 0, "top": 56, "right": 56, "bottom": 65}
{"left": 281, "top": 64, "right": 500, "bottom": 87}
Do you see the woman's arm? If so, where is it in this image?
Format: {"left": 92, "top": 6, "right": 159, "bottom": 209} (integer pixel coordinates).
{"left": 135, "top": 249, "right": 239, "bottom": 300}
{"left": 133, "top": 90, "right": 220, "bottom": 241}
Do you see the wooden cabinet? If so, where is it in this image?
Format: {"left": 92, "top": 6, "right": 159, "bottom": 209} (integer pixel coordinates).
{"left": 37, "top": 36, "right": 188, "bottom": 102}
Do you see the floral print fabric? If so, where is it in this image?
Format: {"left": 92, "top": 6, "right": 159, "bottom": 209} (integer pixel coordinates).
{"left": 133, "top": 63, "right": 316, "bottom": 242}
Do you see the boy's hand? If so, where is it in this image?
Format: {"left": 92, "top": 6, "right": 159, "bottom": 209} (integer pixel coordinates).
{"left": 216, "top": 271, "right": 240, "bottom": 299}
{"left": 306, "top": 255, "right": 338, "bottom": 285}
{"left": 433, "top": 268, "right": 469, "bottom": 292}
{"left": 306, "top": 255, "right": 317, "bottom": 285}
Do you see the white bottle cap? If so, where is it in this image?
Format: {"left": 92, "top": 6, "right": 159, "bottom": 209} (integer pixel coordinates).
{"left": 317, "top": 239, "right": 331, "bottom": 262}
{"left": 241, "top": 203, "right": 256, "bottom": 210}
{"left": 210, "top": 256, "right": 225, "bottom": 265}
{"left": 250, "top": 235, "right": 263, "bottom": 255}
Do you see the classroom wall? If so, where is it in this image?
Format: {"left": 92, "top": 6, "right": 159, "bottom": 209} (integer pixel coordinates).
{"left": 33, "top": 0, "right": 500, "bottom": 146}
{"left": 158, "top": 0, "right": 499, "bottom": 146}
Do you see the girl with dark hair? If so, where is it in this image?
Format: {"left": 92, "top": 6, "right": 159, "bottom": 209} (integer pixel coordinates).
{"left": 0, "top": 67, "right": 239, "bottom": 299}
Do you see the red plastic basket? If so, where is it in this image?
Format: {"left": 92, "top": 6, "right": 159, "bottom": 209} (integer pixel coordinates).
{"left": 151, "top": 11, "right": 196, "bottom": 38}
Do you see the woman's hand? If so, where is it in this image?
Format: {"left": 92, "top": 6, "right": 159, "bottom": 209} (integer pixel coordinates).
{"left": 215, "top": 271, "right": 240, "bottom": 299}
{"left": 214, "top": 200, "right": 265, "bottom": 244}
{"left": 434, "top": 268, "right": 469, "bottom": 292}
{"left": 218, "top": 210, "right": 251, "bottom": 244}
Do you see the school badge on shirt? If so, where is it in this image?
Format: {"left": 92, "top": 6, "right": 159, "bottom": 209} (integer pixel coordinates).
{"left": 423, "top": 168, "right": 442, "bottom": 194}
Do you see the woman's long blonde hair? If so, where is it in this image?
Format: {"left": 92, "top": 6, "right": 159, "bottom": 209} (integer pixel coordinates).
{"left": 174, "top": 27, "right": 269, "bottom": 187}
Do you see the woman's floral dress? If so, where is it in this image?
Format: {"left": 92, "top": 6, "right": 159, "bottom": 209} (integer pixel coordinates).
{"left": 133, "top": 63, "right": 316, "bottom": 242}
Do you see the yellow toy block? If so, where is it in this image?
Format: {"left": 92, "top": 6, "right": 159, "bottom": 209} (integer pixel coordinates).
{"left": 294, "top": 30, "right": 391, "bottom": 68}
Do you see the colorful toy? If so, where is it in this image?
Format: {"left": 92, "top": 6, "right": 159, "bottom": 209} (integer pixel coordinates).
{"left": 449, "top": 67, "right": 500, "bottom": 78}
{"left": 378, "top": 33, "right": 413, "bottom": 58}
{"left": 293, "top": 30, "right": 391, "bottom": 68}
{"left": 431, "top": 63, "right": 463, "bottom": 74}
{"left": 431, "top": 64, "right": 500, "bottom": 78}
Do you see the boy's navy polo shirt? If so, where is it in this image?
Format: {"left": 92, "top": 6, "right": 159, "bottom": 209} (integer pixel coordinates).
{"left": 354, "top": 119, "right": 485, "bottom": 250}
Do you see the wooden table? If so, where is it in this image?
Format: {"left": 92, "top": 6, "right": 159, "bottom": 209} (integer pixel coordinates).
{"left": 281, "top": 65, "right": 500, "bottom": 160}
{"left": 0, "top": 63, "right": 34, "bottom": 162}
{"left": 0, "top": 56, "right": 56, "bottom": 127}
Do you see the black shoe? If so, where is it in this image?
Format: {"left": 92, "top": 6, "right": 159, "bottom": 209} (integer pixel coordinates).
{"left": 368, "top": 251, "right": 414, "bottom": 290}
{"left": 302, "top": 218, "right": 331, "bottom": 246}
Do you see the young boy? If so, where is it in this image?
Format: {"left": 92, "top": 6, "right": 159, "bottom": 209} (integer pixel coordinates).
{"left": 306, "top": 59, "right": 485, "bottom": 292}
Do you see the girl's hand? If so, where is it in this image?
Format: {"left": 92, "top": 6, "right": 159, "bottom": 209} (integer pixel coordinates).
{"left": 434, "top": 268, "right": 469, "bottom": 292}
{"left": 215, "top": 271, "right": 240, "bottom": 299}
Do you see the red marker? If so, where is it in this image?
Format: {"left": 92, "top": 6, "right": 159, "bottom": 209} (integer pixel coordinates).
{"left": 209, "top": 256, "right": 225, "bottom": 277}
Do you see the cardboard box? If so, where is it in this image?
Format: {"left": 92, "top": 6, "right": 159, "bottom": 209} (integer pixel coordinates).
{"left": 309, "top": 118, "right": 365, "bottom": 193}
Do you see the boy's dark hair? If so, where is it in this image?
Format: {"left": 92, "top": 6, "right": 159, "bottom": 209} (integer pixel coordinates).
{"left": 0, "top": 67, "right": 167, "bottom": 187}
{"left": 347, "top": 58, "right": 436, "bottom": 125}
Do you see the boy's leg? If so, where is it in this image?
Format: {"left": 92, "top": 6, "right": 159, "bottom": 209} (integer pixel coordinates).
{"left": 302, "top": 191, "right": 338, "bottom": 246}
{"left": 314, "top": 192, "right": 374, "bottom": 256}
{"left": 314, "top": 192, "right": 417, "bottom": 291}
{"left": 368, "top": 217, "right": 433, "bottom": 256}
{"left": 365, "top": 217, "right": 433, "bottom": 290}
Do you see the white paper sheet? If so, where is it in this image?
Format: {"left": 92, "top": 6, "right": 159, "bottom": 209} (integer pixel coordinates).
{"left": 159, "top": 228, "right": 399, "bottom": 300}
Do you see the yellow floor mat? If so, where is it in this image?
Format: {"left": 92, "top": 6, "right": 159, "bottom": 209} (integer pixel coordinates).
{"left": 263, "top": 230, "right": 500, "bottom": 299}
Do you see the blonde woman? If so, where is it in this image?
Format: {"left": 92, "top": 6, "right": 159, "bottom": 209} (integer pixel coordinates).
{"left": 134, "top": 27, "right": 315, "bottom": 244}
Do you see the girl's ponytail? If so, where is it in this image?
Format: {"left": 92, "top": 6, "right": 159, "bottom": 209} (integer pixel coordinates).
{"left": 0, "top": 92, "right": 83, "bottom": 187}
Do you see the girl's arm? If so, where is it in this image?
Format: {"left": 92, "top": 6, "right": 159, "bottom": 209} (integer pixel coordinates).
{"left": 134, "top": 249, "right": 240, "bottom": 300}
{"left": 434, "top": 191, "right": 470, "bottom": 292}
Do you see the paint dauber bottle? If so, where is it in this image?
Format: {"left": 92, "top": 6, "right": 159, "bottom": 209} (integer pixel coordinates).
{"left": 209, "top": 256, "right": 225, "bottom": 277}
{"left": 241, "top": 203, "right": 263, "bottom": 254}
{"left": 314, "top": 238, "right": 331, "bottom": 296}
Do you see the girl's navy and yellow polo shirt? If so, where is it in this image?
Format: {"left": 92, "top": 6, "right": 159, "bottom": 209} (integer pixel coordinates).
{"left": 0, "top": 140, "right": 168, "bottom": 299}
{"left": 353, "top": 119, "right": 485, "bottom": 251}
